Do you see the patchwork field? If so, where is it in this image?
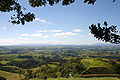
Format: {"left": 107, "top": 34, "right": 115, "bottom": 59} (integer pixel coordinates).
{"left": 0, "top": 70, "right": 24, "bottom": 80}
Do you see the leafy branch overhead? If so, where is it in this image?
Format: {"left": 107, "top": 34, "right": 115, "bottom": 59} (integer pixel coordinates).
{"left": 0, "top": 0, "right": 98, "bottom": 25}
{"left": 0, "top": 0, "right": 116, "bottom": 25}
{"left": 89, "top": 21, "right": 120, "bottom": 44}
{"left": 0, "top": 0, "right": 35, "bottom": 25}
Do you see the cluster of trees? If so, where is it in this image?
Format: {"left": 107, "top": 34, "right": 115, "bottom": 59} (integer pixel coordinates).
{"left": 22, "top": 58, "right": 85, "bottom": 79}
{"left": 0, "top": 66, "right": 22, "bottom": 74}
{"left": 6, "top": 60, "right": 45, "bottom": 69}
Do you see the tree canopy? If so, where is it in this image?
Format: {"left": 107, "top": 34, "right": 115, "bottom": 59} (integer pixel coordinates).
{"left": 0, "top": 0, "right": 119, "bottom": 44}
{"left": 89, "top": 21, "right": 120, "bottom": 44}
{"left": 0, "top": 0, "right": 97, "bottom": 25}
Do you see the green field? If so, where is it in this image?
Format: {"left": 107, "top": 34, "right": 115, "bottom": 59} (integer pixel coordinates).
{"left": 30, "top": 77, "right": 120, "bottom": 80}
{"left": 1, "top": 61, "right": 11, "bottom": 64}
{"left": 81, "top": 58, "right": 112, "bottom": 68}
{"left": 0, "top": 70, "right": 24, "bottom": 80}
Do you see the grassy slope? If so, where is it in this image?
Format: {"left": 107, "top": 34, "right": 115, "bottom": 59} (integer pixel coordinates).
{"left": 1, "top": 61, "right": 11, "bottom": 64}
{"left": 81, "top": 58, "right": 116, "bottom": 70}
{"left": 81, "top": 59, "right": 111, "bottom": 68}
{"left": 80, "top": 58, "right": 118, "bottom": 74}
{"left": 0, "top": 70, "right": 24, "bottom": 80}
{"left": 30, "top": 77, "right": 120, "bottom": 80}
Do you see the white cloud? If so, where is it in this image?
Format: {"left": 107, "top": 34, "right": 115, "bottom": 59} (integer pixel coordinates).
{"left": 17, "top": 37, "right": 26, "bottom": 40}
{"left": 0, "top": 38, "right": 103, "bottom": 46}
{"left": 38, "top": 30, "right": 62, "bottom": 33}
{"left": 31, "top": 33, "right": 43, "bottom": 37}
{"left": 17, "top": 38, "right": 32, "bottom": 40}
{"left": 52, "top": 32, "right": 80, "bottom": 37}
{"left": 73, "top": 29, "right": 83, "bottom": 32}
{"left": 0, "top": 38, "right": 29, "bottom": 45}
{"left": 0, "top": 38, "right": 49, "bottom": 45}
{"left": 20, "top": 33, "right": 48, "bottom": 38}
{"left": 0, "top": 38, "right": 64, "bottom": 45}
{"left": 43, "top": 36, "right": 49, "bottom": 38}
{"left": 35, "top": 18, "right": 52, "bottom": 24}
{"left": 20, "top": 33, "right": 29, "bottom": 37}
{"left": 3, "top": 27, "right": 6, "bottom": 30}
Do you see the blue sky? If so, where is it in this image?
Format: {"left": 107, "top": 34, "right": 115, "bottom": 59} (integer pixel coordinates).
{"left": 0, "top": 0, "right": 120, "bottom": 45}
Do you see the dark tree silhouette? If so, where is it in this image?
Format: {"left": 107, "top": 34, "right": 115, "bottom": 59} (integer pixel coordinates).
{"left": 0, "top": 0, "right": 119, "bottom": 44}
{"left": 0, "top": 0, "right": 98, "bottom": 25}
{"left": 0, "top": 0, "right": 35, "bottom": 25}
{"left": 89, "top": 21, "right": 120, "bottom": 44}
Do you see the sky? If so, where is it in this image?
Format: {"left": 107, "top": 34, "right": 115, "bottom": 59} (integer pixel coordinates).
{"left": 0, "top": 0, "right": 120, "bottom": 45}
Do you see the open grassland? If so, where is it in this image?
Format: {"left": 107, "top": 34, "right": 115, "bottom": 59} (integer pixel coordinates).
{"left": 81, "top": 58, "right": 112, "bottom": 68}
{"left": 0, "top": 70, "right": 24, "bottom": 80}
{"left": 80, "top": 58, "right": 120, "bottom": 75}
{"left": 1, "top": 61, "right": 11, "bottom": 64}
{"left": 30, "top": 77, "right": 120, "bottom": 80}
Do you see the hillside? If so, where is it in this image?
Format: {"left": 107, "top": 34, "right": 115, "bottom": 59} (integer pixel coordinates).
{"left": 0, "top": 70, "right": 24, "bottom": 80}
{"left": 80, "top": 58, "right": 120, "bottom": 74}
{"left": 0, "top": 46, "right": 120, "bottom": 79}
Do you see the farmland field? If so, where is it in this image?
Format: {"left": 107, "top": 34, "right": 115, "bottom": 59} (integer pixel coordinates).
{"left": 0, "top": 70, "right": 24, "bottom": 80}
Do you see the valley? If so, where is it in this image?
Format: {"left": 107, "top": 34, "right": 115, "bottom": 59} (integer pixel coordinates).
{"left": 0, "top": 45, "right": 120, "bottom": 80}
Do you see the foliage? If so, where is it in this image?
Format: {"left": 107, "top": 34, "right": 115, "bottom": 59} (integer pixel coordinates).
{"left": 0, "top": 66, "right": 22, "bottom": 74}
{"left": 0, "top": 0, "right": 35, "bottom": 25}
{"left": 0, "top": 0, "right": 83, "bottom": 25}
{"left": 89, "top": 21, "right": 120, "bottom": 44}
{"left": 0, "top": 0, "right": 114, "bottom": 25}
{"left": 6, "top": 60, "right": 45, "bottom": 69}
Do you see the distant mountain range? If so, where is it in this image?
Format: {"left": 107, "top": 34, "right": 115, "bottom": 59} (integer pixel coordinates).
{"left": 5, "top": 43, "right": 120, "bottom": 47}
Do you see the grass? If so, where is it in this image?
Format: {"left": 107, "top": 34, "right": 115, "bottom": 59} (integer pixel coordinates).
{"left": 0, "top": 70, "right": 24, "bottom": 80}
{"left": 48, "top": 64, "right": 57, "bottom": 68}
{"left": 80, "top": 58, "right": 114, "bottom": 69}
{"left": 29, "top": 77, "right": 120, "bottom": 80}
{"left": 81, "top": 59, "right": 106, "bottom": 68}
{"left": 1, "top": 61, "right": 11, "bottom": 64}
{"left": 80, "top": 58, "right": 117, "bottom": 75}
{"left": 15, "top": 58, "right": 28, "bottom": 61}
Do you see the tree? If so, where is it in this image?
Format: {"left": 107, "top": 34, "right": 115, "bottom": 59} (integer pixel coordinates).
{"left": 89, "top": 21, "right": 120, "bottom": 44}
{"left": 0, "top": 0, "right": 119, "bottom": 44}
{"left": 0, "top": 0, "right": 98, "bottom": 25}
{"left": 0, "top": 0, "right": 35, "bottom": 25}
